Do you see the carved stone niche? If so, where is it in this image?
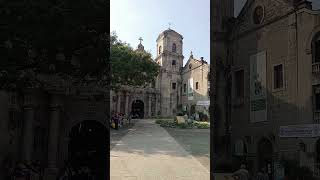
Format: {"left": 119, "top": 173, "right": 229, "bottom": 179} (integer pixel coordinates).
{"left": 253, "top": 5, "right": 265, "bottom": 25}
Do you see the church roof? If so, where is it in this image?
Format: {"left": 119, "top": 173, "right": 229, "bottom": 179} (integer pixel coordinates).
{"left": 156, "top": 28, "right": 183, "bottom": 41}
{"left": 183, "top": 53, "right": 208, "bottom": 71}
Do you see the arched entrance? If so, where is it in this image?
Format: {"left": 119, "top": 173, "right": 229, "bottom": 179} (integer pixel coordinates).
{"left": 131, "top": 100, "right": 144, "bottom": 119}
{"left": 258, "top": 138, "right": 273, "bottom": 180}
{"left": 68, "top": 120, "right": 107, "bottom": 179}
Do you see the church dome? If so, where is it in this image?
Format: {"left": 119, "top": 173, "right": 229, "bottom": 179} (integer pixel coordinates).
{"left": 157, "top": 28, "right": 183, "bottom": 41}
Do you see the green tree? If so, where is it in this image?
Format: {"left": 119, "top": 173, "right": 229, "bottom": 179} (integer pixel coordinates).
{"left": 110, "top": 32, "right": 159, "bottom": 89}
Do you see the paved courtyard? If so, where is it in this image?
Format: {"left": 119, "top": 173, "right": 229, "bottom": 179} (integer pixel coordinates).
{"left": 110, "top": 119, "right": 210, "bottom": 180}
{"left": 163, "top": 127, "right": 210, "bottom": 170}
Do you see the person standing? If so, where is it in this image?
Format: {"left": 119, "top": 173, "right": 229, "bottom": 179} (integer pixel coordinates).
{"left": 114, "top": 113, "right": 119, "bottom": 130}
{"left": 232, "top": 164, "right": 250, "bottom": 180}
{"left": 255, "top": 167, "right": 269, "bottom": 180}
{"left": 129, "top": 111, "right": 132, "bottom": 124}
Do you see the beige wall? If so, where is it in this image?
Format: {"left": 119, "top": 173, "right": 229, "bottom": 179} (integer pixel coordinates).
{"left": 181, "top": 57, "right": 209, "bottom": 114}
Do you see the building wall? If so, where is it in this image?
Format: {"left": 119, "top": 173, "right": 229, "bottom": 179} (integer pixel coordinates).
{"left": 228, "top": 1, "right": 320, "bottom": 173}
{"left": 181, "top": 57, "right": 210, "bottom": 114}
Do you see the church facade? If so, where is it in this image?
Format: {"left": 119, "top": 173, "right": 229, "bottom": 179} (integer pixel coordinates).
{"left": 213, "top": 0, "right": 320, "bottom": 177}
{"left": 0, "top": 28, "right": 209, "bottom": 179}
{"left": 0, "top": 76, "right": 109, "bottom": 180}
{"left": 110, "top": 29, "right": 209, "bottom": 118}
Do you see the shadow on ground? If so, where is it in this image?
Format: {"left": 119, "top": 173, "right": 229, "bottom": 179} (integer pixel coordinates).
{"left": 110, "top": 119, "right": 210, "bottom": 170}
{"left": 163, "top": 127, "right": 210, "bottom": 170}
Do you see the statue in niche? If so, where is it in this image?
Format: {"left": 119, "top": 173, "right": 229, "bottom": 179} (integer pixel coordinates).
{"left": 253, "top": 6, "right": 264, "bottom": 24}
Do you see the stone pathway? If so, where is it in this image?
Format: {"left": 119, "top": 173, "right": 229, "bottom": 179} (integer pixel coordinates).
{"left": 110, "top": 119, "right": 210, "bottom": 180}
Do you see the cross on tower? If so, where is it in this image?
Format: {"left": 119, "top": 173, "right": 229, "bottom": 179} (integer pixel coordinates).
{"left": 139, "top": 37, "right": 143, "bottom": 44}
{"left": 168, "top": 22, "right": 172, "bottom": 29}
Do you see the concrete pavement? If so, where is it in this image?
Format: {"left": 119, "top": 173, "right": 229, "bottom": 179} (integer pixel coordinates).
{"left": 110, "top": 119, "right": 210, "bottom": 180}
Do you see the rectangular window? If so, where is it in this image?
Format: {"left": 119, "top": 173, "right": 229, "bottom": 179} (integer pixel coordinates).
{"left": 172, "top": 83, "right": 176, "bottom": 90}
{"left": 196, "top": 82, "right": 199, "bottom": 90}
{"left": 172, "top": 60, "right": 176, "bottom": 65}
{"left": 183, "top": 84, "right": 186, "bottom": 93}
{"left": 235, "top": 70, "right": 244, "bottom": 98}
{"left": 316, "top": 93, "right": 320, "bottom": 111}
{"left": 274, "top": 64, "right": 283, "bottom": 89}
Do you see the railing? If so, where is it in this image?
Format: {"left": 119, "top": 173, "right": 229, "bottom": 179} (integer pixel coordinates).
{"left": 314, "top": 111, "right": 320, "bottom": 123}
{"left": 313, "top": 62, "right": 320, "bottom": 74}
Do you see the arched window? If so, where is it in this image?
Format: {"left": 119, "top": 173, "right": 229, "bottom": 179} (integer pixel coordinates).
{"left": 196, "top": 82, "right": 199, "bottom": 90}
{"left": 159, "top": 46, "right": 162, "bottom": 54}
{"left": 172, "top": 43, "right": 176, "bottom": 53}
{"left": 312, "top": 32, "right": 320, "bottom": 63}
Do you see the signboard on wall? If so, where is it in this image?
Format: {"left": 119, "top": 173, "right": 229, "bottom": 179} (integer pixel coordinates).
{"left": 279, "top": 124, "right": 320, "bottom": 137}
{"left": 197, "top": 101, "right": 210, "bottom": 106}
{"left": 250, "top": 51, "right": 267, "bottom": 123}
{"left": 188, "top": 78, "right": 194, "bottom": 100}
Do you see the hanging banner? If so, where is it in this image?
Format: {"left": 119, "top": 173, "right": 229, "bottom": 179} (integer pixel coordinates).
{"left": 188, "top": 78, "right": 194, "bottom": 100}
{"left": 250, "top": 51, "right": 267, "bottom": 123}
{"left": 197, "top": 101, "right": 210, "bottom": 106}
{"left": 279, "top": 124, "right": 320, "bottom": 137}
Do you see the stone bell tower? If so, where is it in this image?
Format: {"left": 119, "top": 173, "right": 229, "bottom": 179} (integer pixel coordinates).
{"left": 155, "top": 28, "right": 184, "bottom": 117}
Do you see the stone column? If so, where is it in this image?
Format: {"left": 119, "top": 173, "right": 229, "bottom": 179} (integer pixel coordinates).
{"left": 144, "top": 96, "right": 147, "bottom": 118}
{"left": 155, "top": 94, "right": 159, "bottom": 117}
{"left": 22, "top": 93, "right": 35, "bottom": 162}
{"left": 125, "top": 92, "right": 130, "bottom": 116}
{"left": 148, "top": 94, "right": 152, "bottom": 118}
{"left": 117, "top": 93, "right": 121, "bottom": 113}
{"left": 44, "top": 94, "right": 62, "bottom": 180}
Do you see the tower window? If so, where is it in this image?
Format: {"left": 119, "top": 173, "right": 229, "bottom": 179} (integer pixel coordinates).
{"left": 172, "top": 83, "right": 176, "bottom": 90}
{"left": 172, "top": 60, "right": 176, "bottom": 65}
{"left": 172, "top": 43, "right": 177, "bottom": 53}
{"left": 273, "top": 64, "right": 283, "bottom": 89}
{"left": 189, "top": 64, "right": 192, "bottom": 69}
{"left": 159, "top": 46, "right": 162, "bottom": 54}
{"left": 183, "top": 84, "right": 186, "bottom": 93}
{"left": 196, "top": 82, "right": 199, "bottom": 90}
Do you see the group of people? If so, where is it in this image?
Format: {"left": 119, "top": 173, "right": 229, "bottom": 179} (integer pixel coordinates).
{"left": 231, "top": 164, "right": 270, "bottom": 180}
{"left": 58, "top": 163, "right": 94, "bottom": 180}
{"left": 110, "top": 112, "right": 130, "bottom": 130}
{"left": 4, "top": 160, "right": 42, "bottom": 180}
